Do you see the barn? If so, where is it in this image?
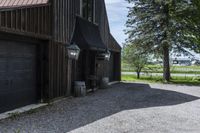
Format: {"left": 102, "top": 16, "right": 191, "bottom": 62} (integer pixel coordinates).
{"left": 0, "top": 0, "right": 121, "bottom": 113}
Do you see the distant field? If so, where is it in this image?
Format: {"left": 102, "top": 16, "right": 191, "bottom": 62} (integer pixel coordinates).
{"left": 122, "top": 63, "right": 200, "bottom": 74}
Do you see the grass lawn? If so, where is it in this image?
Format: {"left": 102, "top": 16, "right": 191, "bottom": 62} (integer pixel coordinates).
{"left": 146, "top": 64, "right": 200, "bottom": 69}
{"left": 122, "top": 74, "right": 200, "bottom": 86}
{"left": 122, "top": 70, "right": 200, "bottom": 74}
{"left": 122, "top": 64, "right": 200, "bottom": 74}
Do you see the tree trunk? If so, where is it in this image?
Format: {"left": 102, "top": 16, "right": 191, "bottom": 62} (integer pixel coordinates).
{"left": 163, "top": 45, "right": 170, "bottom": 82}
{"left": 137, "top": 71, "right": 140, "bottom": 79}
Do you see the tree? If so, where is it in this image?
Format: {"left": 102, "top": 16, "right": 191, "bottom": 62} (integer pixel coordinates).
{"left": 125, "top": 0, "right": 200, "bottom": 82}
{"left": 123, "top": 44, "right": 148, "bottom": 79}
{"left": 172, "top": 0, "right": 200, "bottom": 53}
{"left": 184, "top": 0, "right": 200, "bottom": 52}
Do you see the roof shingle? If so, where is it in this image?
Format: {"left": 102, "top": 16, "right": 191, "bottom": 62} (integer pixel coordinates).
{"left": 0, "top": 0, "right": 49, "bottom": 9}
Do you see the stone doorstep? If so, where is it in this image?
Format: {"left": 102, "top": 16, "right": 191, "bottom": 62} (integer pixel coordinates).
{"left": 108, "top": 81, "right": 120, "bottom": 86}
{"left": 0, "top": 103, "right": 48, "bottom": 120}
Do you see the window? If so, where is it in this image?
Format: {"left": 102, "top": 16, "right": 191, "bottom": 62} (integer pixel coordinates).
{"left": 80, "top": 0, "right": 95, "bottom": 22}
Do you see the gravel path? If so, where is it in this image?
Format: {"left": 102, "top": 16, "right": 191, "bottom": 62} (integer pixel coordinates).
{"left": 0, "top": 82, "right": 200, "bottom": 133}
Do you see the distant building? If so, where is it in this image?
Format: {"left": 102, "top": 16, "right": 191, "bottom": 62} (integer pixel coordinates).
{"left": 172, "top": 58, "right": 192, "bottom": 66}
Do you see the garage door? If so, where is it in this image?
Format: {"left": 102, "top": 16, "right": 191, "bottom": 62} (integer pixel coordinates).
{"left": 0, "top": 40, "right": 38, "bottom": 113}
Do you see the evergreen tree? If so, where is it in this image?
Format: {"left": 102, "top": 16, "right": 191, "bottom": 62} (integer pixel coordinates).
{"left": 184, "top": 0, "right": 200, "bottom": 52}
{"left": 125, "top": 0, "right": 200, "bottom": 82}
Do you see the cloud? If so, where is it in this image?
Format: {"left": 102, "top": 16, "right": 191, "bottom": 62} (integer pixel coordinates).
{"left": 105, "top": 0, "right": 122, "bottom": 4}
{"left": 105, "top": 0, "right": 129, "bottom": 46}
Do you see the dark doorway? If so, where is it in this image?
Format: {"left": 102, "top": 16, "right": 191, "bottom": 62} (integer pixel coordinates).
{"left": 109, "top": 52, "right": 115, "bottom": 82}
{"left": 75, "top": 50, "right": 99, "bottom": 90}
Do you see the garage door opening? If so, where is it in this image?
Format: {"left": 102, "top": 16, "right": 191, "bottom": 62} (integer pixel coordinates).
{"left": 0, "top": 40, "right": 40, "bottom": 113}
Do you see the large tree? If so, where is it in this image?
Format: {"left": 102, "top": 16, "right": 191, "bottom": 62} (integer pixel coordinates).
{"left": 184, "top": 0, "right": 200, "bottom": 52}
{"left": 125, "top": 0, "right": 200, "bottom": 82}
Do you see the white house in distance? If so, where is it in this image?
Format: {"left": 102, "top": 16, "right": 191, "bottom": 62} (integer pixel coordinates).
{"left": 171, "top": 51, "right": 200, "bottom": 66}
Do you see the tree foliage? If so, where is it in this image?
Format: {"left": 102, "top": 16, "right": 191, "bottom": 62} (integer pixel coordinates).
{"left": 187, "top": 0, "right": 200, "bottom": 52}
{"left": 125, "top": 0, "right": 200, "bottom": 81}
{"left": 123, "top": 44, "right": 148, "bottom": 79}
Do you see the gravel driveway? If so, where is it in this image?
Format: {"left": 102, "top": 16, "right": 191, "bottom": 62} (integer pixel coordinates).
{"left": 0, "top": 82, "right": 200, "bottom": 133}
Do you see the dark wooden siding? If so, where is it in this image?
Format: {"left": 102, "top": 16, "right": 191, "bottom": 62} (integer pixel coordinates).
{"left": 44, "top": 41, "right": 71, "bottom": 100}
{"left": 46, "top": 0, "right": 80, "bottom": 99}
{"left": 95, "top": 0, "right": 110, "bottom": 47}
{"left": 114, "top": 52, "right": 121, "bottom": 81}
{"left": 94, "top": 0, "right": 111, "bottom": 78}
{"left": 109, "top": 34, "right": 121, "bottom": 52}
{"left": 108, "top": 52, "right": 121, "bottom": 82}
{"left": 0, "top": 0, "right": 121, "bottom": 101}
{"left": 0, "top": 5, "right": 51, "bottom": 39}
{"left": 51, "top": 0, "right": 80, "bottom": 43}
{"left": 49, "top": 0, "right": 120, "bottom": 93}
{"left": 108, "top": 35, "right": 121, "bottom": 81}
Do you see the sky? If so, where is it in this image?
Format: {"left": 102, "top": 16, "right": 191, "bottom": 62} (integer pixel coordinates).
{"left": 105, "top": 0, "right": 129, "bottom": 46}
{"left": 104, "top": 0, "right": 200, "bottom": 59}
{"left": 105, "top": 0, "right": 200, "bottom": 59}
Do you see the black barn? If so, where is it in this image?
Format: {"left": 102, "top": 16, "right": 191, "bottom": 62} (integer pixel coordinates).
{"left": 0, "top": 0, "right": 121, "bottom": 113}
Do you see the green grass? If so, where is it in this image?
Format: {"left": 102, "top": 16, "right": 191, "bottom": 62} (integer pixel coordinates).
{"left": 122, "top": 74, "right": 200, "bottom": 86}
{"left": 122, "top": 70, "right": 200, "bottom": 74}
{"left": 122, "top": 64, "right": 200, "bottom": 74}
{"left": 122, "top": 63, "right": 200, "bottom": 85}
{"left": 146, "top": 64, "right": 200, "bottom": 69}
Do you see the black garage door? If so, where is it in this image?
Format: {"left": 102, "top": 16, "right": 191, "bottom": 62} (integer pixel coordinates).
{"left": 0, "top": 40, "right": 39, "bottom": 113}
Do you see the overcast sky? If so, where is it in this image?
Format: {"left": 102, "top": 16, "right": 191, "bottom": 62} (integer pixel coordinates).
{"left": 105, "top": 0, "right": 129, "bottom": 46}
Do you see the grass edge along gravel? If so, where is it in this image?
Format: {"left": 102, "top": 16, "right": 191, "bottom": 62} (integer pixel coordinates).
{"left": 122, "top": 74, "right": 200, "bottom": 86}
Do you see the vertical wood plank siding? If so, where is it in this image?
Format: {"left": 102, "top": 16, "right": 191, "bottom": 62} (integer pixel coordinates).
{"left": 0, "top": 0, "right": 121, "bottom": 101}
{"left": 94, "top": 0, "right": 113, "bottom": 78}
{"left": 108, "top": 35, "right": 122, "bottom": 81}
{"left": 0, "top": 5, "right": 51, "bottom": 38}
{"left": 46, "top": 0, "right": 81, "bottom": 99}
{"left": 52, "top": 0, "right": 79, "bottom": 43}
{"left": 95, "top": 0, "right": 110, "bottom": 47}
{"left": 48, "top": 0, "right": 116, "bottom": 99}
{"left": 108, "top": 51, "right": 121, "bottom": 82}
{"left": 46, "top": 41, "right": 69, "bottom": 100}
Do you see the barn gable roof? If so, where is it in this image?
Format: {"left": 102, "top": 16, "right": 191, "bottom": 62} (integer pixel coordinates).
{"left": 0, "top": 0, "right": 49, "bottom": 9}
{"left": 109, "top": 33, "right": 121, "bottom": 52}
